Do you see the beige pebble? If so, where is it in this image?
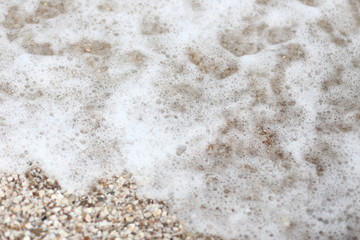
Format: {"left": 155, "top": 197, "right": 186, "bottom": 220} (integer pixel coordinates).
{"left": 152, "top": 208, "right": 162, "bottom": 217}
{"left": 63, "top": 206, "right": 72, "bottom": 213}
{"left": 61, "top": 197, "right": 69, "bottom": 205}
{"left": 52, "top": 207, "right": 61, "bottom": 213}
{"left": 13, "top": 205, "right": 21, "bottom": 213}
{"left": 24, "top": 223, "right": 32, "bottom": 229}
{"left": 85, "top": 214, "right": 92, "bottom": 222}
{"left": 128, "top": 223, "right": 136, "bottom": 232}
{"left": 125, "top": 215, "right": 134, "bottom": 222}
{"left": 38, "top": 190, "right": 45, "bottom": 198}
{"left": 84, "top": 207, "right": 93, "bottom": 214}
{"left": 100, "top": 207, "right": 109, "bottom": 217}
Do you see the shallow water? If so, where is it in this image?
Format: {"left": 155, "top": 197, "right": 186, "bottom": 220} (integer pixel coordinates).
{"left": 0, "top": 0, "right": 360, "bottom": 239}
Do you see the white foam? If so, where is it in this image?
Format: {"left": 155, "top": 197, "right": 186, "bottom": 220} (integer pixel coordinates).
{"left": 0, "top": 0, "right": 360, "bottom": 239}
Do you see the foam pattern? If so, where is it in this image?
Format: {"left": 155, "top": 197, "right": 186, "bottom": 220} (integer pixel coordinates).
{"left": 0, "top": 0, "right": 360, "bottom": 239}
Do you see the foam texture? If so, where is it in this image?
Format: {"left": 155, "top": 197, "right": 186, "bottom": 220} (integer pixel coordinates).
{"left": 0, "top": 0, "right": 360, "bottom": 239}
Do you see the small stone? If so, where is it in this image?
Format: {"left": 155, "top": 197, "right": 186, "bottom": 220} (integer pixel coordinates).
{"left": 61, "top": 197, "right": 69, "bottom": 205}
{"left": 13, "top": 205, "right": 21, "bottom": 213}
{"left": 63, "top": 206, "right": 72, "bottom": 213}
{"left": 128, "top": 224, "right": 136, "bottom": 232}
{"left": 30, "top": 228, "right": 43, "bottom": 236}
{"left": 75, "top": 224, "right": 82, "bottom": 233}
{"left": 58, "top": 230, "right": 68, "bottom": 237}
{"left": 4, "top": 216, "right": 11, "bottom": 223}
{"left": 24, "top": 223, "right": 32, "bottom": 229}
{"left": 38, "top": 190, "right": 45, "bottom": 198}
{"left": 13, "top": 196, "right": 22, "bottom": 204}
{"left": 125, "top": 215, "right": 134, "bottom": 222}
{"left": 84, "top": 207, "right": 93, "bottom": 214}
{"left": 100, "top": 207, "right": 109, "bottom": 217}
{"left": 85, "top": 214, "right": 91, "bottom": 222}
{"left": 52, "top": 207, "right": 61, "bottom": 213}
{"left": 152, "top": 208, "right": 162, "bottom": 217}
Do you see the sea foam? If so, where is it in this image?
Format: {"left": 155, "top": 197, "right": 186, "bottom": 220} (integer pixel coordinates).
{"left": 0, "top": 0, "right": 360, "bottom": 239}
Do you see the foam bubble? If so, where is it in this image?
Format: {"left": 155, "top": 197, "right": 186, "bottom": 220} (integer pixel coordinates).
{"left": 0, "top": 0, "right": 360, "bottom": 239}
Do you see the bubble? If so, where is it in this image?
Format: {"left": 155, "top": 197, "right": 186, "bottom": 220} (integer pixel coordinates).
{"left": 0, "top": 0, "right": 360, "bottom": 239}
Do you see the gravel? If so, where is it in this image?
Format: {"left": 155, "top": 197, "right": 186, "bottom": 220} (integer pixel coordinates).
{"left": 0, "top": 167, "right": 222, "bottom": 240}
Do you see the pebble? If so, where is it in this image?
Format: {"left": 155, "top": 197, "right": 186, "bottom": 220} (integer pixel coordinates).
{"left": 152, "top": 207, "right": 162, "bottom": 217}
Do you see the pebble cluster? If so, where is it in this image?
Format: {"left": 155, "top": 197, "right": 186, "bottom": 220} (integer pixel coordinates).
{"left": 0, "top": 167, "right": 222, "bottom": 240}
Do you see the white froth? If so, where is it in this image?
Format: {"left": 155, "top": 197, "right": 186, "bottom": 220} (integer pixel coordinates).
{"left": 0, "top": 0, "right": 360, "bottom": 239}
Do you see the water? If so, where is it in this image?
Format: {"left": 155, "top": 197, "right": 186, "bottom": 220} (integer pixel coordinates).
{"left": 0, "top": 0, "right": 360, "bottom": 238}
